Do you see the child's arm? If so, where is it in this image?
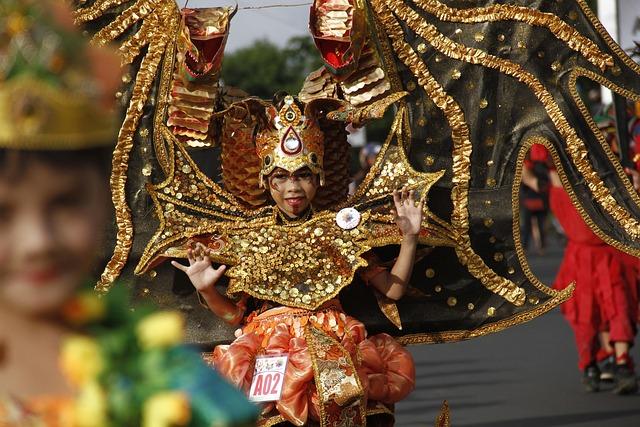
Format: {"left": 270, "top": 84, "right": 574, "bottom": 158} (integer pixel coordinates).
{"left": 172, "top": 242, "right": 244, "bottom": 324}
{"left": 369, "top": 187, "right": 423, "bottom": 300}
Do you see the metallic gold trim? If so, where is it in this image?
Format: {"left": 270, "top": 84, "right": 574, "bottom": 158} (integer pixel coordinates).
{"left": 366, "top": 403, "right": 393, "bottom": 417}
{"left": 397, "top": 284, "right": 573, "bottom": 345}
{"left": 568, "top": 68, "right": 640, "bottom": 209}
{"left": 366, "top": 3, "right": 404, "bottom": 94}
{"left": 374, "top": 291, "right": 403, "bottom": 330}
{"left": 90, "top": 0, "right": 160, "bottom": 46}
{"left": 0, "top": 78, "right": 117, "bottom": 149}
{"left": 412, "top": 0, "right": 612, "bottom": 71}
{"left": 98, "top": 40, "right": 166, "bottom": 291}
{"left": 435, "top": 401, "right": 450, "bottom": 427}
{"left": 76, "top": 0, "right": 181, "bottom": 290}
{"left": 339, "top": 103, "right": 402, "bottom": 208}
{"left": 257, "top": 414, "right": 286, "bottom": 427}
{"left": 119, "top": 16, "right": 156, "bottom": 64}
{"left": 74, "top": 0, "right": 139, "bottom": 23}
{"left": 536, "top": 136, "right": 640, "bottom": 259}
{"left": 575, "top": 0, "right": 640, "bottom": 75}
{"left": 305, "top": 325, "right": 366, "bottom": 427}
{"left": 512, "top": 136, "right": 580, "bottom": 296}
{"left": 371, "top": 0, "right": 527, "bottom": 305}
{"left": 153, "top": 13, "right": 180, "bottom": 174}
{"left": 381, "top": 0, "right": 640, "bottom": 241}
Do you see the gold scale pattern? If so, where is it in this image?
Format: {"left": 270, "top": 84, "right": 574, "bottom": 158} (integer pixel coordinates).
{"left": 220, "top": 115, "right": 268, "bottom": 208}
{"left": 300, "top": 41, "right": 393, "bottom": 108}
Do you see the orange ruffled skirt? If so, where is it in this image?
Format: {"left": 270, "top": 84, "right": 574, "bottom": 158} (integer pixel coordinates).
{"left": 210, "top": 302, "right": 415, "bottom": 426}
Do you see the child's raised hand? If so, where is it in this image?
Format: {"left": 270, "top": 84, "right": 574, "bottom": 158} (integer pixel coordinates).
{"left": 171, "top": 242, "right": 226, "bottom": 293}
{"left": 392, "top": 186, "right": 425, "bottom": 237}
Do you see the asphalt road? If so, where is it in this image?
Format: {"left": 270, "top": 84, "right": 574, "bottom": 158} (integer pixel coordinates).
{"left": 395, "top": 241, "right": 640, "bottom": 427}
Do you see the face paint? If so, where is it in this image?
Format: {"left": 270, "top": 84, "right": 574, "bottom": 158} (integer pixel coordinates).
{"left": 267, "top": 168, "right": 318, "bottom": 218}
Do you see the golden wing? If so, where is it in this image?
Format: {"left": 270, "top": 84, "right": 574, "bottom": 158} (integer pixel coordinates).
{"left": 134, "top": 126, "right": 272, "bottom": 275}
{"left": 75, "top": 0, "right": 182, "bottom": 291}
{"left": 74, "top": 1, "right": 238, "bottom": 291}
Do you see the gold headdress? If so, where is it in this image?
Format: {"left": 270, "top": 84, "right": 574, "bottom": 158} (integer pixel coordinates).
{"left": 0, "top": 0, "right": 118, "bottom": 150}
{"left": 255, "top": 95, "right": 326, "bottom": 185}
{"left": 219, "top": 93, "right": 404, "bottom": 209}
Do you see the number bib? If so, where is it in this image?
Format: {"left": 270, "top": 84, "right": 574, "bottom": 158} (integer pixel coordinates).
{"left": 248, "top": 354, "right": 289, "bottom": 402}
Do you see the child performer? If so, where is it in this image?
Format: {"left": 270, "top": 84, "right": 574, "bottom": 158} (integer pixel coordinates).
{"left": 0, "top": 0, "right": 118, "bottom": 422}
{"left": 173, "top": 95, "right": 417, "bottom": 426}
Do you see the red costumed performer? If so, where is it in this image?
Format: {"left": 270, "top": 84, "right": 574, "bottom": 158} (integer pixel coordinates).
{"left": 524, "top": 143, "right": 639, "bottom": 395}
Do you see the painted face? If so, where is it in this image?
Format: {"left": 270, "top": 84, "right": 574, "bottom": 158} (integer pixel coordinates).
{"left": 0, "top": 159, "right": 109, "bottom": 316}
{"left": 267, "top": 167, "right": 319, "bottom": 218}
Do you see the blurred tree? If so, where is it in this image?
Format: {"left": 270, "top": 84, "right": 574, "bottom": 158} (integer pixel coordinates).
{"left": 221, "top": 35, "right": 394, "bottom": 151}
{"left": 282, "top": 36, "right": 324, "bottom": 86}
{"left": 221, "top": 36, "right": 322, "bottom": 99}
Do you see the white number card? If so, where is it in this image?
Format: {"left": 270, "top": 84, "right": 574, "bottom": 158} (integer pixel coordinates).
{"left": 248, "top": 354, "right": 289, "bottom": 402}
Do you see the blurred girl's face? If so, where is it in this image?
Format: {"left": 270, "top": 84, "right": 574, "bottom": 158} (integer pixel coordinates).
{"left": 267, "top": 167, "right": 319, "bottom": 218}
{"left": 0, "top": 158, "right": 109, "bottom": 316}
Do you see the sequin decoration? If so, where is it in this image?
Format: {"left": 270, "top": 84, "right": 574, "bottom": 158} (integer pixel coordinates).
{"left": 225, "top": 213, "right": 372, "bottom": 308}
{"left": 137, "top": 128, "right": 446, "bottom": 310}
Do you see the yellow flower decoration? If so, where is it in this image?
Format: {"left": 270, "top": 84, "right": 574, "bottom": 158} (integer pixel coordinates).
{"left": 136, "top": 311, "right": 185, "bottom": 349}
{"left": 6, "top": 12, "right": 28, "bottom": 36}
{"left": 74, "top": 381, "right": 107, "bottom": 427}
{"left": 60, "top": 335, "right": 104, "bottom": 387}
{"left": 142, "top": 391, "right": 191, "bottom": 427}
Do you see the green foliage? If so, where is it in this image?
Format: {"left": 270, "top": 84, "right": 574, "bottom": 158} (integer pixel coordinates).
{"left": 221, "top": 36, "right": 322, "bottom": 99}
{"left": 221, "top": 36, "right": 400, "bottom": 145}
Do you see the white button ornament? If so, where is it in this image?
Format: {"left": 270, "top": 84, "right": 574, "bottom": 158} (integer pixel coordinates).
{"left": 335, "top": 207, "right": 361, "bottom": 230}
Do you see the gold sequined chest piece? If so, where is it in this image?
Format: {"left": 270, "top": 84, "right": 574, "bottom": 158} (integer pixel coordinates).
{"left": 226, "top": 210, "right": 370, "bottom": 309}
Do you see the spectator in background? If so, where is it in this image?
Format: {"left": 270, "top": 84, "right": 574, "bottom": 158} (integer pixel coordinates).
{"left": 520, "top": 144, "right": 551, "bottom": 255}
{"left": 0, "top": 4, "right": 259, "bottom": 427}
{"left": 0, "top": 0, "right": 118, "bottom": 422}
{"left": 350, "top": 142, "right": 382, "bottom": 194}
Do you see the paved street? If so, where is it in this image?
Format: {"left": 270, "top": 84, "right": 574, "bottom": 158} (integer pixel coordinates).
{"left": 396, "top": 241, "right": 640, "bottom": 427}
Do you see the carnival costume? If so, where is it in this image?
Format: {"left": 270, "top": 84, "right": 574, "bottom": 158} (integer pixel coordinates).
{"left": 552, "top": 186, "right": 639, "bottom": 372}
{"left": 72, "top": 0, "right": 640, "bottom": 425}
{"left": 524, "top": 142, "right": 639, "bottom": 371}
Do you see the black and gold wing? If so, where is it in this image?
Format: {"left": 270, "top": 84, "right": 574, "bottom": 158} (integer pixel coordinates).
{"left": 74, "top": 1, "right": 240, "bottom": 292}
{"left": 74, "top": 0, "right": 183, "bottom": 291}
{"left": 342, "top": 0, "right": 640, "bottom": 342}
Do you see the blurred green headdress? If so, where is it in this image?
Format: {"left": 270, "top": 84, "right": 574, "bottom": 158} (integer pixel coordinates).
{"left": 0, "top": 0, "right": 117, "bottom": 149}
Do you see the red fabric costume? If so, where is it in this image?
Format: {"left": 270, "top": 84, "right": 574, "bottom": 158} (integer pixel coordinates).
{"left": 549, "top": 177, "right": 639, "bottom": 370}
{"left": 206, "top": 252, "right": 415, "bottom": 426}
